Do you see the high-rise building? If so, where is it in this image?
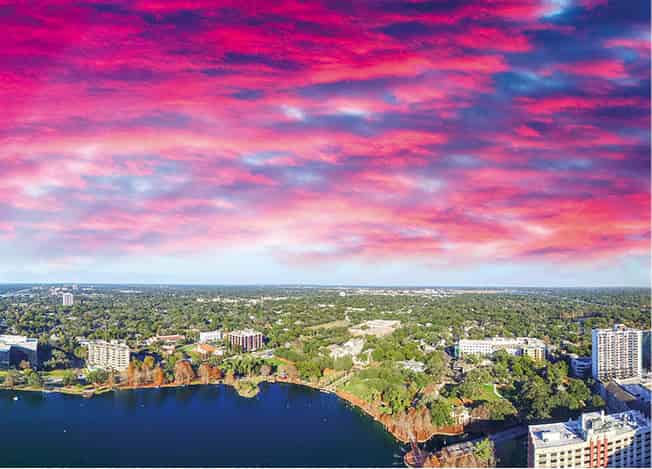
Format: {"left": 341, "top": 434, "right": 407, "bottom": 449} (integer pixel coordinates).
{"left": 528, "top": 410, "right": 651, "bottom": 468}
{"left": 86, "top": 340, "right": 130, "bottom": 371}
{"left": 199, "top": 330, "right": 223, "bottom": 343}
{"left": 228, "top": 329, "right": 264, "bottom": 352}
{"left": 62, "top": 293, "right": 74, "bottom": 306}
{"left": 592, "top": 325, "right": 642, "bottom": 381}
{"left": 456, "top": 337, "right": 547, "bottom": 361}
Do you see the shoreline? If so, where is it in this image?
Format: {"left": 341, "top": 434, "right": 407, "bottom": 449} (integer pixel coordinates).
{"left": 3, "top": 377, "right": 462, "bottom": 444}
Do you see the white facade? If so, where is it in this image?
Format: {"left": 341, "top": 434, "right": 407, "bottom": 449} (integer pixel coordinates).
{"left": 528, "top": 410, "right": 651, "bottom": 468}
{"left": 199, "top": 330, "right": 223, "bottom": 343}
{"left": 86, "top": 340, "right": 130, "bottom": 371}
{"left": 456, "top": 337, "right": 546, "bottom": 360}
{"left": 328, "top": 338, "right": 364, "bottom": 359}
{"left": 592, "top": 325, "right": 642, "bottom": 381}
{"left": 62, "top": 293, "right": 74, "bottom": 306}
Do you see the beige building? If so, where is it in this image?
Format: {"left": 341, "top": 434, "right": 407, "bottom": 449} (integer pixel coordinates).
{"left": 228, "top": 329, "right": 263, "bottom": 352}
{"left": 528, "top": 410, "right": 651, "bottom": 468}
{"left": 456, "top": 337, "right": 546, "bottom": 361}
{"left": 592, "top": 325, "right": 642, "bottom": 381}
{"left": 86, "top": 340, "right": 130, "bottom": 371}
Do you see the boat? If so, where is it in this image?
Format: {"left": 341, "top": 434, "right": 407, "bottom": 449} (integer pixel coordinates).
{"left": 12, "top": 396, "right": 18, "bottom": 401}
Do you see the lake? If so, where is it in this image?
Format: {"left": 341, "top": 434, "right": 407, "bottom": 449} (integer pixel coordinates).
{"left": 0, "top": 383, "right": 406, "bottom": 467}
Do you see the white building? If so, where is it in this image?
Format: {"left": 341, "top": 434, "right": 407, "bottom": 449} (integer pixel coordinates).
{"left": 327, "top": 338, "right": 364, "bottom": 359}
{"left": 592, "top": 325, "right": 642, "bottom": 381}
{"left": 456, "top": 337, "right": 546, "bottom": 361}
{"left": 86, "top": 340, "right": 130, "bottom": 371}
{"left": 199, "top": 330, "right": 223, "bottom": 343}
{"left": 62, "top": 293, "right": 74, "bottom": 306}
{"left": 399, "top": 360, "right": 426, "bottom": 373}
{"left": 528, "top": 410, "right": 651, "bottom": 468}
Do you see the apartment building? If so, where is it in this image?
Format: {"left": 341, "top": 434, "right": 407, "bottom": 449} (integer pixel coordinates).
{"left": 86, "top": 340, "right": 130, "bottom": 371}
{"left": 199, "top": 330, "right": 223, "bottom": 343}
{"left": 528, "top": 410, "right": 651, "bottom": 468}
{"left": 62, "top": 293, "right": 74, "bottom": 306}
{"left": 456, "top": 337, "right": 547, "bottom": 361}
{"left": 228, "top": 329, "right": 264, "bottom": 352}
{"left": 592, "top": 325, "right": 642, "bottom": 381}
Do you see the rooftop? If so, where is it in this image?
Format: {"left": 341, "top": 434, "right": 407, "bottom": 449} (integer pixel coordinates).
{"left": 529, "top": 410, "right": 650, "bottom": 449}
{"left": 459, "top": 337, "right": 545, "bottom": 346}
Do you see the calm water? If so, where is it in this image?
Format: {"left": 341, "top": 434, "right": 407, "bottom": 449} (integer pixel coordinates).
{"left": 0, "top": 383, "right": 406, "bottom": 467}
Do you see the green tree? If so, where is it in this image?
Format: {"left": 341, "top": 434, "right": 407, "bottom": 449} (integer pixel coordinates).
{"left": 429, "top": 399, "right": 453, "bottom": 426}
{"left": 474, "top": 438, "right": 494, "bottom": 465}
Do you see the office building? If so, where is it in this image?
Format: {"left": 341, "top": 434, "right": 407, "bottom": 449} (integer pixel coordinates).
{"left": 568, "top": 354, "right": 592, "bottom": 378}
{"left": 0, "top": 334, "right": 38, "bottom": 368}
{"left": 86, "top": 340, "right": 130, "bottom": 371}
{"left": 456, "top": 337, "right": 547, "bottom": 360}
{"left": 528, "top": 410, "right": 651, "bottom": 468}
{"left": 62, "top": 293, "right": 74, "bottom": 306}
{"left": 592, "top": 325, "right": 642, "bottom": 381}
{"left": 199, "top": 330, "right": 223, "bottom": 343}
{"left": 228, "top": 329, "right": 263, "bottom": 352}
{"left": 600, "top": 376, "right": 652, "bottom": 419}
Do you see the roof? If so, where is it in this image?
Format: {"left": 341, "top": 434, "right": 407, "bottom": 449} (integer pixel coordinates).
{"left": 529, "top": 411, "right": 650, "bottom": 450}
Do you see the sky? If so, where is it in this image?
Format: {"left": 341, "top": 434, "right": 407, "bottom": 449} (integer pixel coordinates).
{"left": 0, "top": 0, "right": 650, "bottom": 286}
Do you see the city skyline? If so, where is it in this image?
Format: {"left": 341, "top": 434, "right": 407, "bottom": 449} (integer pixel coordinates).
{"left": 1, "top": 1, "right": 650, "bottom": 286}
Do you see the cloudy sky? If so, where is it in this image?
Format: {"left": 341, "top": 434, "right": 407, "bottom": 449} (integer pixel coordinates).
{"left": 1, "top": 0, "right": 649, "bottom": 286}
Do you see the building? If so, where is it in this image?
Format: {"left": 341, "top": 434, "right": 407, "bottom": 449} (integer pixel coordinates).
{"left": 86, "top": 340, "right": 130, "bottom": 371}
{"left": 568, "top": 354, "right": 592, "bottom": 378}
{"left": 194, "top": 343, "right": 224, "bottom": 359}
{"left": 350, "top": 319, "right": 401, "bottom": 337}
{"left": 456, "top": 337, "right": 546, "bottom": 360}
{"left": 0, "top": 334, "right": 38, "bottom": 368}
{"left": 600, "top": 375, "right": 652, "bottom": 419}
{"left": 327, "top": 338, "right": 364, "bottom": 359}
{"left": 199, "top": 330, "right": 223, "bottom": 343}
{"left": 146, "top": 334, "right": 186, "bottom": 345}
{"left": 528, "top": 410, "right": 651, "bottom": 468}
{"left": 228, "top": 329, "right": 263, "bottom": 352}
{"left": 592, "top": 325, "right": 642, "bottom": 381}
{"left": 62, "top": 293, "right": 74, "bottom": 306}
{"left": 399, "top": 360, "right": 426, "bottom": 373}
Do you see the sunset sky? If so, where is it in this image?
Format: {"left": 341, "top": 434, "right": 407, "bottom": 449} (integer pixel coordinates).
{"left": 1, "top": 0, "right": 650, "bottom": 286}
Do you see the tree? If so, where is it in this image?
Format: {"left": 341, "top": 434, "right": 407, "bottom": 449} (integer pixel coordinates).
{"left": 143, "top": 355, "right": 155, "bottom": 370}
{"left": 474, "top": 438, "right": 494, "bottom": 465}
{"left": 62, "top": 370, "right": 78, "bottom": 386}
{"left": 430, "top": 399, "right": 453, "bottom": 427}
{"left": 3, "top": 370, "right": 18, "bottom": 388}
{"left": 260, "top": 363, "right": 272, "bottom": 376}
{"left": 198, "top": 363, "right": 211, "bottom": 384}
{"left": 153, "top": 366, "right": 165, "bottom": 387}
{"left": 174, "top": 360, "right": 195, "bottom": 385}
{"left": 333, "top": 356, "right": 353, "bottom": 371}
{"left": 86, "top": 369, "right": 109, "bottom": 386}
{"left": 25, "top": 370, "right": 43, "bottom": 388}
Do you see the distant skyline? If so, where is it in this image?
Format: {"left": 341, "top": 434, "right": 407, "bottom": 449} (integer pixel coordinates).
{"left": 1, "top": 1, "right": 650, "bottom": 287}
